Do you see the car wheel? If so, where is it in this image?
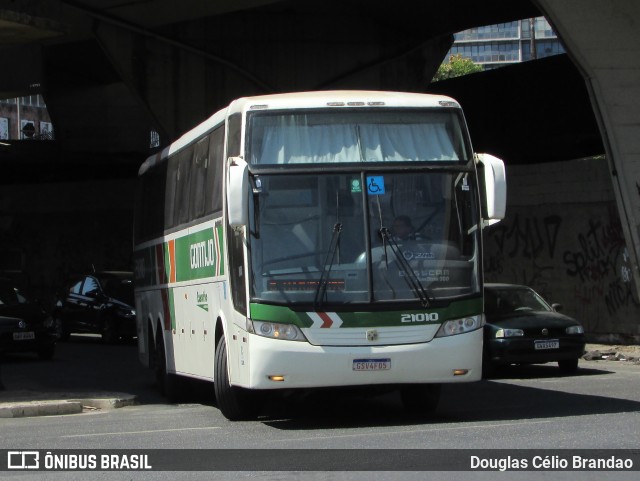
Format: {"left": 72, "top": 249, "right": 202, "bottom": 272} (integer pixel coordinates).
{"left": 55, "top": 318, "right": 70, "bottom": 341}
{"left": 400, "top": 384, "right": 441, "bottom": 415}
{"left": 37, "top": 344, "right": 55, "bottom": 360}
{"left": 102, "top": 317, "right": 118, "bottom": 344}
{"left": 558, "top": 358, "right": 579, "bottom": 373}
{"left": 154, "top": 331, "right": 181, "bottom": 402}
{"left": 214, "top": 335, "right": 259, "bottom": 421}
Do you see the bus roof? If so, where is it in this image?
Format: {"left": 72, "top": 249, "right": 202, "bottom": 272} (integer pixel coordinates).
{"left": 228, "top": 90, "right": 459, "bottom": 113}
{"left": 139, "top": 90, "right": 461, "bottom": 176}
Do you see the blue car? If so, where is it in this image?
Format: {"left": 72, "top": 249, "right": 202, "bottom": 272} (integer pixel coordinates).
{"left": 483, "top": 283, "right": 586, "bottom": 376}
{"left": 52, "top": 271, "right": 136, "bottom": 343}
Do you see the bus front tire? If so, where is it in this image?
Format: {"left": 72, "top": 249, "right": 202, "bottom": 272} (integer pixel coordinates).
{"left": 214, "top": 336, "right": 258, "bottom": 421}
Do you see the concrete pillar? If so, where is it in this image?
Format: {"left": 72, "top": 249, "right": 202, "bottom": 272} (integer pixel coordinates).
{"left": 537, "top": 0, "right": 640, "bottom": 301}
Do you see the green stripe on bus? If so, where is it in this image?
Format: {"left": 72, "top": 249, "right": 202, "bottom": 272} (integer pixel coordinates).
{"left": 249, "top": 298, "right": 482, "bottom": 328}
{"left": 173, "top": 226, "right": 225, "bottom": 282}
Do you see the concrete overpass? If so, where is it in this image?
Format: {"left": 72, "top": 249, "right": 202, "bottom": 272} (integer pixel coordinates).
{"left": 1, "top": 0, "right": 639, "bottom": 340}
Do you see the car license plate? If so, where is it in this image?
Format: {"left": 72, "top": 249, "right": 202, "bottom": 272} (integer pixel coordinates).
{"left": 13, "top": 331, "right": 35, "bottom": 341}
{"left": 353, "top": 358, "right": 391, "bottom": 371}
{"left": 534, "top": 339, "right": 559, "bottom": 350}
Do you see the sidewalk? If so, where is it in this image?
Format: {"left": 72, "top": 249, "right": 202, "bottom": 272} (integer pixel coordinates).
{"left": 1, "top": 344, "right": 639, "bottom": 419}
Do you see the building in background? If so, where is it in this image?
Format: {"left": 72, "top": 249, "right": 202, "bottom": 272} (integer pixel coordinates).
{"left": 0, "top": 95, "right": 53, "bottom": 141}
{"left": 449, "top": 17, "right": 565, "bottom": 70}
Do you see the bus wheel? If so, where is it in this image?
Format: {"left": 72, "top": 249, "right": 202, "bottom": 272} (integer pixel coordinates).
{"left": 155, "top": 332, "right": 181, "bottom": 402}
{"left": 400, "top": 384, "right": 441, "bottom": 415}
{"left": 214, "top": 336, "right": 258, "bottom": 421}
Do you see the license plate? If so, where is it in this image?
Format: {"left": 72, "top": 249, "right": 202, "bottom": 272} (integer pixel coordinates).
{"left": 534, "top": 339, "right": 559, "bottom": 350}
{"left": 353, "top": 358, "right": 391, "bottom": 371}
{"left": 13, "top": 331, "right": 35, "bottom": 341}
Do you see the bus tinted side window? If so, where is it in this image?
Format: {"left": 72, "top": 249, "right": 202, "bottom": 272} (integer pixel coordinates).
{"left": 134, "top": 161, "right": 166, "bottom": 243}
{"left": 175, "top": 147, "right": 193, "bottom": 226}
{"left": 190, "top": 137, "right": 209, "bottom": 219}
{"left": 206, "top": 126, "right": 224, "bottom": 215}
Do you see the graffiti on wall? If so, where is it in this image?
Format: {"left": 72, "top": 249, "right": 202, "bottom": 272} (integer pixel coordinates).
{"left": 484, "top": 213, "right": 560, "bottom": 289}
{"left": 561, "top": 208, "right": 639, "bottom": 317}
{"left": 484, "top": 204, "right": 639, "bottom": 334}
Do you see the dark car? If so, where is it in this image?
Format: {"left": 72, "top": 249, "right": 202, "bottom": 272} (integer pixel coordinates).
{"left": 0, "top": 278, "right": 56, "bottom": 359}
{"left": 53, "top": 271, "right": 135, "bottom": 343}
{"left": 483, "top": 283, "right": 585, "bottom": 376}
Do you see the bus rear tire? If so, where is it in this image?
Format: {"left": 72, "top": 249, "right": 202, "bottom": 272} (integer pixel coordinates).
{"left": 214, "top": 336, "right": 258, "bottom": 421}
{"left": 155, "top": 331, "right": 181, "bottom": 402}
{"left": 400, "top": 383, "right": 441, "bottom": 415}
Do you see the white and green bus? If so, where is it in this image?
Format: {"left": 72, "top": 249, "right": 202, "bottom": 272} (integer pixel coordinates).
{"left": 133, "top": 91, "right": 506, "bottom": 420}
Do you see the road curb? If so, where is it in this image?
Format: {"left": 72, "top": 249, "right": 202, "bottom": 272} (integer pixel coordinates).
{"left": 73, "top": 394, "right": 138, "bottom": 410}
{"left": 0, "top": 400, "right": 84, "bottom": 418}
{"left": 0, "top": 393, "right": 138, "bottom": 418}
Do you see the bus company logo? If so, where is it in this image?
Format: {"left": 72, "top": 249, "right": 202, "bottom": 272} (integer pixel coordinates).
{"left": 8, "top": 451, "right": 40, "bottom": 470}
{"left": 190, "top": 239, "right": 216, "bottom": 269}
{"left": 196, "top": 291, "right": 209, "bottom": 311}
{"left": 401, "top": 250, "right": 434, "bottom": 261}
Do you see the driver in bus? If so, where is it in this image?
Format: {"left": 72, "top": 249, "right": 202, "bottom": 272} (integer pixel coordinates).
{"left": 392, "top": 215, "right": 423, "bottom": 242}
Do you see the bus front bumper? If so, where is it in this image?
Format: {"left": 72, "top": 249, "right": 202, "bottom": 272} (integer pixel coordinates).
{"left": 237, "top": 328, "right": 483, "bottom": 389}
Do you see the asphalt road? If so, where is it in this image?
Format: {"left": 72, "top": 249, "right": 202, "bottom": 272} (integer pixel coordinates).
{"left": 1, "top": 337, "right": 639, "bottom": 480}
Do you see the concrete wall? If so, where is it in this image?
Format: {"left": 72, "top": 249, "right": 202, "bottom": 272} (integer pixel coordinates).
{"left": 0, "top": 179, "right": 135, "bottom": 308}
{"left": 483, "top": 157, "right": 640, "bottom": 343}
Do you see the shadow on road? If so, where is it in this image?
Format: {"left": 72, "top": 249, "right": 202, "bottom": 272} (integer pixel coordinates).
{"left": 2, "top": 337, "right": 638, "bottom": 430}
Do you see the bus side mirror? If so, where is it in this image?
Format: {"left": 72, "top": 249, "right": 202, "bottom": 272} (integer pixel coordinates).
{"left": 476, "top": 153, "right": 506, "bottom": 227}
{"left": 227, "top": 157, "right": 249, "bottom": 227}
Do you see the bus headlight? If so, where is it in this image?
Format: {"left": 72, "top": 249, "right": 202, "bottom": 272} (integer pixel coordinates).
{"left": 251, "top": 321, "right": 306, "bottom": 341}
{"left": 435, "top": 315, "right": 484, "bottom": 337}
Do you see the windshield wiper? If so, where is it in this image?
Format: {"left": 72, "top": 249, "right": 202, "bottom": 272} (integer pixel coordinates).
{"left": 314, "top": 222, "right": 342, "bottom": 308}
{"left": 379, "top": 226, "right": 432, "bottom": 307}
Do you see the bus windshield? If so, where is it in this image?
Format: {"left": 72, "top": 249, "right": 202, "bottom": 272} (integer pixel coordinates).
{"left": 249, "top": 170, "right": 480, "bottom": 305}
{"left": 247, "top": 109, "right": 470, "bottom": 164}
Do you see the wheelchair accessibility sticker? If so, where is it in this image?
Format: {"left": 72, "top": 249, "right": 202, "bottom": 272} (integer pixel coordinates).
{"left": 367, "top": 176, "right": 385, "bottom": 195}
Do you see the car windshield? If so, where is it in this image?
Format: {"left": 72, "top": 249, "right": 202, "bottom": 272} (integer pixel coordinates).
{"left": 0, "top": 282, "right": 28, "bottom": 305}
{"left": 100, "top": 276, "right": 134, "bottom": 305}
{"left": 249, "top": 170, "right": 480, "bottom": 305}
{"left": 485, "top": 287, "right": 552, "bottom": 315}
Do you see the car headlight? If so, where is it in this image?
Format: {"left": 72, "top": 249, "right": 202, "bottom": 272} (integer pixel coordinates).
{"left": 565, "top": 325, "right": 584, "bottom": 335}
{"left": 251, "top": 320, "right": 306, "bottom": 341}
{"left": 435, "top": 315, "right": 484, "bottom": 337}
{"left": 495, "top": 328, "right": 524, "bottom": 338}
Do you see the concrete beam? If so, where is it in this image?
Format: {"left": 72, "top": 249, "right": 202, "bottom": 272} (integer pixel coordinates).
{"left": 0, "top": 8, "right": 65, "bottom": 44}
{"left": 93, "top": 8, "right": 453, "bottom": 141}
